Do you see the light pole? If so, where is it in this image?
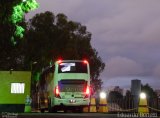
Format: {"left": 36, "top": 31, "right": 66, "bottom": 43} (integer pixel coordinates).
{"left": 31, "top": 61, "right": 37, "bottom": 72}
{"left": 138, "top": 92, "right": 149, "bottom": 113}
{"left": 30, "top": 61, "right": 37, "bottom": 109}
{"left": 99, "top": 91, "right": 108, "bottom": 112}
{"left": 30, "top": 61, "right": 37, "bottom": 95}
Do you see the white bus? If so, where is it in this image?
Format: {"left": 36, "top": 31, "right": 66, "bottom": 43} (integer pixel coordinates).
{"left": 38, "top": 60, "right": 91, "bottom": 112}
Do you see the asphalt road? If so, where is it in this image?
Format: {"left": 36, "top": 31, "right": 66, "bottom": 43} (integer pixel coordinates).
{"left": 0, "top": 113, "right": 116, "bottom": 118}
{"left": 14, "top": 113, "right": 117, "bottom": 118}
{"left": 1, "top": 113, "right": 160, "bottom": 118}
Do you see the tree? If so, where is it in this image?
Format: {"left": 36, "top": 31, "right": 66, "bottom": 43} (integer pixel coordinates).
{"left": 0, "top": 0, "right": 38, "bottom": 70}
{"left": 24, "top": 11, "right": 105, "bottom": 92}
{"left": 108, "top": 91, "right": 123, "bottom": 108}
{"left": 124, "top": 90, "right": 134, "bottom": 109}
{"left": 141, "top": 84, "right": 157, "bottom": 99}
{"left": 0, "top": 0, "right": 38, "bottom": 44}
{"left": 141, "top": 84, "right": 158, "bottom": 110}
{"left": 108, "top": 91, "right": 123, "bottom": 101}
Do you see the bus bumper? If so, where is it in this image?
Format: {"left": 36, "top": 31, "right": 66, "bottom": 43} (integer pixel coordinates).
{"left": 52, "top": 98, "right": 90, "bottom": 107}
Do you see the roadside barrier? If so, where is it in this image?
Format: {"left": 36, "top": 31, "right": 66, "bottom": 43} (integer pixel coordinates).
{"left": 89, "top": 97, "right": 97, "bottom": 112}
{"left": 24, "top": 95, "right": 32, "bottom": 112}
{"left": 138, "top": 95, "right": 149, "bottom": 113}
{"left": 108, "top": 106, "right": 138, "bottom": 112}
{"left": 147, "top": 106, "right": 160, "bottom": 112}
{"left": 106, "top": 105, "right": 160, "bottom": 113}
{"left": 83, "top": 106, "right": 89, "bottom": 112}
{"left": 98, "top": 98, "right": 108, "bottom": 113}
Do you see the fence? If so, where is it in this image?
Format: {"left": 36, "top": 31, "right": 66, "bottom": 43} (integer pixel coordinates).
{"left": 31, "top": 94, "right": 160, "bottom": 113}
{"left": 104, "top": 97, "right": 160, "bottom": 113}
{"left": 148, "top": 98, "right": 160, "bottom": 113}
{"left": 107, "top": 97, "right": 136, "bottom": 113}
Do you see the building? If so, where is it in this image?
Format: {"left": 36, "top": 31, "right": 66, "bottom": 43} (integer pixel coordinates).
{"left": 0, "top": 71, "right": 31, "bottom": 113}
{"left": 155, "top": 89, "right": 160, "bottom": 98}
{"left": 131, "top": 79, "right": 141, "bottom": 109}
{"left": 131, "top": 79, "right": 141, "bottom": 96}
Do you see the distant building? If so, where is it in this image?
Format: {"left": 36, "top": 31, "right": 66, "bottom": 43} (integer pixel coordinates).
{"left": 155, "top": 89, "right": 160, "bottom": 98}
{"left": 131, "top": 79, "right": 141, "bottom": 96}
{"left": 155, "top": 90, "right": 160, "bottom": 109}
{"left": 131, "top": 79, "right": 141, "bottom": 109}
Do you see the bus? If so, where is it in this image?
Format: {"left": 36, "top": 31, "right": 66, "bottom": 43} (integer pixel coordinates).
{"left": 38, "top": 60, "right": 91, "bottom": 112}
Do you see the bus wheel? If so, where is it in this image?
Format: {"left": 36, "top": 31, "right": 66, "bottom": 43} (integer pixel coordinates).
{"left": 40, "top": 109, "right": 45, "bottom": 113}
{"left": 52, "top": 107, "right": 57, "bottom": 113}
{"left": 48, "top": 106, "right": 57, "bottom": 113}
{"left": 52, "top": 109, "right": 57, "bottom": 113}
{"left": 64, "top": 108, "right": 68, "bottom": 113}
{"left": 74, "top": 107, "right": 83, "bottom": 113}
{"left": 48, "top": 98, "right": 53, "bottom": 113}
{"left": 79, "top": 107, "right": 83, "bottom": 113}
{"left": 48, "top": 106, "right": 53, "bottom": 113}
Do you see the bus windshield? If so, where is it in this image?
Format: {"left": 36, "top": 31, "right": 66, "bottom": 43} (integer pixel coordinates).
{"left": 58, "top": 62, "right": 88, "bottom": 73}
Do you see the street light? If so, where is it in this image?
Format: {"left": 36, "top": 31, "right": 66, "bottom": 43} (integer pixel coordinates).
{"left": 140, "top": 92, "right": 146, "bottom": 99}
{"left": 31, "top": 61, "right": 37, "bottom": 71}
{"left": 100, "top": 91, "right": 107, "bottom": 99}
{"left": 30, "top": 61, "right": 37, "bottom": 93}
{"left": 31, "top": 61, "right": 37, "bottom": 80}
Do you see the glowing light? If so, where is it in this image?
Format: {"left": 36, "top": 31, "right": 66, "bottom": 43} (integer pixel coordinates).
{"left": 55, "top": 86, "right": 59, "bottom": 95}
{"left": 100, "top": 91, "right": 107, "bottom": 99}
{"left": 11, "top": 5, "right": 24, "bottom": 24}
{"left": 85, "top": 86, "right": 90, "bottom": 95}
{"left": 55, "top": 86, "right": 60, "bottom": 98}
{"left": 11, "top": 83, "right": 25, "bottom": 94}
{"left": 33, "top": 61, "right": 37, "bottom": 64}
{"left": 9, "top": 0, "right": 39, "bottom": 44}
{"left": 57, "top": 60, "right": 62, "bottom": 64}
{"left": 15, "top": 25, "right": 25, "bottom": 38}
{"left": 22, "top": 0, "right": 39, "bottom": 12}
{"left": 83, "top": 60, "right": 88, "bottom": 64}
{"left": 140, "top": 92, "right": 146, "bottom": 99}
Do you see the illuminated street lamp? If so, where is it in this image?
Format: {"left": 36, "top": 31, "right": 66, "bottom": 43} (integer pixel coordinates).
{"left": 32, "top": 61, "right": 37, "bottom": 65}
{"left": 100, "top": 91, "right": 107, "bottom": 99}
{"left": 31, "top": 61, "right": 37, "bottom": 75}
{"left": 31, "top": 61, "right": 37, "bottom": 95}
{"left": 140, "top": 92, "right": 146, "bottom": 99}
{"left": 31, "top": 61, "right": 37, "bottom": 72}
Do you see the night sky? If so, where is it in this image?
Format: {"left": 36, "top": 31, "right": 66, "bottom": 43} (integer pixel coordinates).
{"left": 26, "top": 0, "right": 160, "bottom": 90}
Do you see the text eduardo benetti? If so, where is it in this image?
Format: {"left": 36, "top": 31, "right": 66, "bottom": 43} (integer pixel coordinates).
{"left": 117, "top": 112, "right": 157, "bottom": 118}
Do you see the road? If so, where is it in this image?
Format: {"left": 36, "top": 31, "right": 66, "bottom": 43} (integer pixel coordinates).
{"left": 1, "top": 113, "right": 160, "bottom": 118}
{"left": 1, "top": 113, "right": 117, "bottom": 118}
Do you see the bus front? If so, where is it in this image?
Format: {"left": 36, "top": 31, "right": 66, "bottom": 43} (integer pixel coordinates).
{"left": 52, "top": 60, "right": 90, "bottom": 111}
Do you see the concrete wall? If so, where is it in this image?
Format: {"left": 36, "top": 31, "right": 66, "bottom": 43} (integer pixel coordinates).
{"left": 0, "top": 71, "right": 31, "bottom": 112}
